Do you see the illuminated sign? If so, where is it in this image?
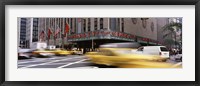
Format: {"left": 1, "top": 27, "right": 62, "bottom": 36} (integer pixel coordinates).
{"left": 67, "top": 30, "right": 135, "bottom": 41}
{"left": 67, "top": 30, "right": 160, "bottom": 45}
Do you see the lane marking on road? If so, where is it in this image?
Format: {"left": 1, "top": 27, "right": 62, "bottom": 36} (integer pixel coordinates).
{"left": 18, "top": 62, "right": 68, "bottom": 66}
{"left": 18, "top": 59, "right": 49, "bottom": 64}
{"left": 18, "top": 58, "right": 60, "bottom": 64}
{"left": 78, "top": 61, "right": 91, "bottom": 63}
{"left": 74, "top": 66, "right": 99, "bottom": 68}
{"left": 18, "top": 56, "right": 86, "bottom": 65}
{"left": 57, "top": 59, "right": 88, "bottom": 68}
{"left": 35, "top": 63, "right": 67, "bottom": 65}
{"left": 20, "top": 57, "right": 82, "bottom": 68}
{"left": 17, "top": 57, "right": 60, "bottom": 64}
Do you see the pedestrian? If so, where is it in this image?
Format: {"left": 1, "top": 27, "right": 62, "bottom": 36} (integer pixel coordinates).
{"left": 83, "top": 48, "right": 86, "bottom": 54}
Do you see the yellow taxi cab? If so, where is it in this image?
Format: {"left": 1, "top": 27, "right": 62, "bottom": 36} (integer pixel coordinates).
{"left": 85, "top": 48, "right": 180, "bottom": 68}
{"left": 70, "top": 48, "right": 83, "bottom": 55}
{"left": 32, "top": 49, "right": 55, "bottom": 57}
{"left": 118, "top": 60, "right": 182, "bottom": 68}
{"left": 54, "top": 48, "right": 73, "bottom": 56}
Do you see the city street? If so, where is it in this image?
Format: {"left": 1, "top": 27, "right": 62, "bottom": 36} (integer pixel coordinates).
{"left": 18, "top": 55, "right": 99, "bottom": 68}
{"left": 18, "top": 55, "right": 180, "bottom": 68}
{"left": 17, "top": 18, "right": 182, "bottom": 68}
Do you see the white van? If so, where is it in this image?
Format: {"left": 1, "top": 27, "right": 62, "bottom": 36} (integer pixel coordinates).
{"left": 30, "top": 42, "right": 47, "bottom": 50}
{"left": 135, "top": 46, "right": 169, "bottom": 58}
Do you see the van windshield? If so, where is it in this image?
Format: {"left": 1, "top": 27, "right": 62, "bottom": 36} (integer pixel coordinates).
{"left": 160, "top": 47, "right": 168, "bottom": 51}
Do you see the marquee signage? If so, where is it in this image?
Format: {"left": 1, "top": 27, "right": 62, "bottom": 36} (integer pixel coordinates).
{"left": 67, "top": 30, "right": 161, "bottom": 45}
{"left": 67, "top": 31, "right": 135, "bottom": 40}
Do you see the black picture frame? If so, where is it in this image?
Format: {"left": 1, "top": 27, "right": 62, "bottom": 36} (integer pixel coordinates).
{"left": 0, "top": 0, "right": 199, "bottom": 86}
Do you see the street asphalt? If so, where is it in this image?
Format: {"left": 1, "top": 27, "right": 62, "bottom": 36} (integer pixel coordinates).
{"left": 18, "top": 55, "right": 180, "bottom": 68}
{"left": 18, "top": 55, "right": 97, "bottom": 68}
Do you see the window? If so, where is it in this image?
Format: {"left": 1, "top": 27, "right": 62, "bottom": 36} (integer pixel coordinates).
{"left": 100, "top": 18, "right": 103, "bottom": 29}
{"left": 110, "top": 18, "right": 116, "bottom": 31}
{"left": 94, "top": 18, "right": 98, "bottom": 30}
{"left": 121, "top": 18, "right": 124, "bottom": 32}
{"left": 32, "top": 38, "right": 38, "bottom": 42}
{"left": 70, "top": 18, "right": 73, "bottom": 34}
{"left": 160, "top": 47, "right": 168, "bottom": 51}
{"left": 117, "top": 18, "right": 120, "bottom": 31}
{"left": 88, "top": 18, "right": 91, "bottom": 31}
{"left": 74, "top": 18, "right": 76, "bottom": 34}
{"left": 58, "top": 18, "right": 60, "bottom": 28}
{"left": 151, "top": 22, "right": 154, "bottom": 32}
{"left": 50, "top": 18, "right": 52, "bottom": 26}
{"left": 137, "top": 47, "right": 143, "bottom": 51}
{"left": 83, "top": 19, "right": 86, "bottom": 32}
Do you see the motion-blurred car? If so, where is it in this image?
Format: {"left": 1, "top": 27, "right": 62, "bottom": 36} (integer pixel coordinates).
{"left": 173, "top": 49, "right": 182, "bottom": 62}
{"left": 86, "top": 48, "right": 168, "bottom": 66}
{"left": 85, "top": 42, "right": 180, "bottom": 68}
{"left": 54, "top": 48, "right": 72, "bottom": 56}
{"left": 32, "top": 49, "right": 55, "bottom": 57}
{"left": 118, "top": 61, "right": 182, "bottom": 68}
{"left": 174, "top": 54, "right": 182, "bottom": 62}
{"left": 71, "top": 48, "right": 83, "bottom": 55}
{"left": 18, "top": 48, "right": 35, "bottom": 59}
{"left": 85, "top": 48, "right": 180, "bottom": 68}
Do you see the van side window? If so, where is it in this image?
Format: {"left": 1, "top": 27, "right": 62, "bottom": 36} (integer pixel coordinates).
{"left": 137, "top": 47, "right": 143, "bottom": 51}
{"left": 160, "top": 47, "right": 168, "bottom": 51}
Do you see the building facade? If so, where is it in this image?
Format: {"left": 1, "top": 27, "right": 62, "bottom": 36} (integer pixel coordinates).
{"left": 18, "top": 18, "right": 39, "bottom": 48}
{"left": 25, "top": 18, "right": 39, "bottom": 48}
{"left": 37, "top": 18, "right": 177, "bottom": 50}
{"left": 38, "top": 18, "right": 66, "bottom": 47}
{"left": 18, "top": 18, "right": 27, "bottom": 48}
{"left": 32, "top": 18, "right": 39, "bottom": 42}
{"left": 67, "top": 18, "right": 170, "bottom": 49}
